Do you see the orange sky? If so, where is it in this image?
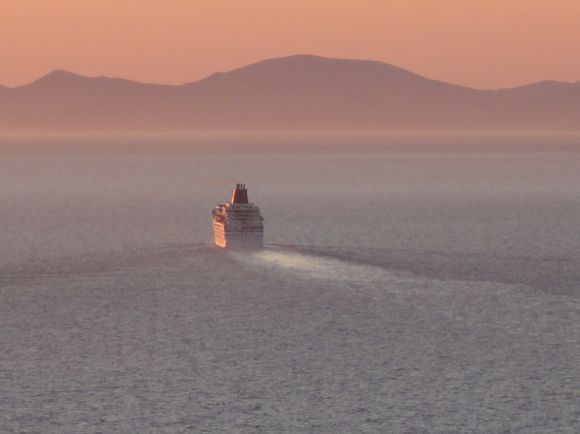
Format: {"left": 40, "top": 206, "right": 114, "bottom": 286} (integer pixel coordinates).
{"left": 1, "top": 0, "right": 579, "bottom": 89}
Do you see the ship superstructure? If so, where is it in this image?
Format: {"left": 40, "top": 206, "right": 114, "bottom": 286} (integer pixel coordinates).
{"left": 212, "top": 184, "right": 264, "bottom": 248}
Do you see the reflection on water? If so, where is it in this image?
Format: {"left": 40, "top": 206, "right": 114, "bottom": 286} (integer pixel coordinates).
{"left": 228, "top": 246, "right": 478, "bottom": 303}
{"left": 230, "top": 246, "right": 398, "bottom": 285}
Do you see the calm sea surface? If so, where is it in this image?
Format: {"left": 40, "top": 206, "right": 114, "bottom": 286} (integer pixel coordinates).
{"left": 1, "top": 134, "right": 579, "bottom": 433}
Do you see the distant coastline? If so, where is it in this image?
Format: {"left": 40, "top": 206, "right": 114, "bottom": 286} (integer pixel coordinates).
{"left": 1, "top": 55, "right": 579, "bottom": 132}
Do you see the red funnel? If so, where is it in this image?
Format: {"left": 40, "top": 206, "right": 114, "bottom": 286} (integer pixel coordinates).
{"left": 230, "top": 183, "right": 249, "bottom": 204}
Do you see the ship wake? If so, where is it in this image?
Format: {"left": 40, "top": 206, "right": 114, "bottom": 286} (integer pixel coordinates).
{"left": 228, "top": 246, "right": 410, "bottom": 288}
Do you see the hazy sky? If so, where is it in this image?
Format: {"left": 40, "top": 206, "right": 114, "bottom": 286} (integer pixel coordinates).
{"left": 2, "top": 0, "right": 579, "bottom": 89}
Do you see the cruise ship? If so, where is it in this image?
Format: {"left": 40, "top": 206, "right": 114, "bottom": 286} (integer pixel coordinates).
{"left": 212, "top": 184, "right": 264, "bottom": 248}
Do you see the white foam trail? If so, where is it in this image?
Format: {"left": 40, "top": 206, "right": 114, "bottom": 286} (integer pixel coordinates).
{"left": 229, "top": 247, "right": 407, "bottom": 286}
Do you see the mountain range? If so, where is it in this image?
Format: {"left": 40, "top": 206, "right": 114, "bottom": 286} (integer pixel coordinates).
{"left": 1, "top": 55, "right": 579, "bottom": 131}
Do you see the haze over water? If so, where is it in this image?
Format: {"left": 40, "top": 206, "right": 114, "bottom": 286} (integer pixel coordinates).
{"left": 1, "top": 134, "right": 579, "bottom": 433}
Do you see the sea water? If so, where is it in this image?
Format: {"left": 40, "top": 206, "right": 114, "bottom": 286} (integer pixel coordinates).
{"left": 0, "top": 134, "right": 579, "bottom": 433}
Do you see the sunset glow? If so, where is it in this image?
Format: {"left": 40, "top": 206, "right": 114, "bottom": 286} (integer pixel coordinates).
{"left": 2, "top": 0, "right": 580, "bottom": 88}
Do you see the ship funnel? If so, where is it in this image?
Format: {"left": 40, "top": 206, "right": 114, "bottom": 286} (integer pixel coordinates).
{"left": 231, "top": 183, "right": 249, "bottom": 204}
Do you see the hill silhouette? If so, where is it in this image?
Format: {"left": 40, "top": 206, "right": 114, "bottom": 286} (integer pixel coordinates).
{"left": 1, "top": 55, "right": 579, "bottom": 131}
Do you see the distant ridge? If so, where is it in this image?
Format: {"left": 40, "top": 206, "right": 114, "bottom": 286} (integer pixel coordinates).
{"left": 1, "top": 54, "right": 579, "bottom": 131}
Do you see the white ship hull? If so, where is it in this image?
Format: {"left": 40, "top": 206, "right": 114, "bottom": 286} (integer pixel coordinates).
{"left": 213, "top": 221, "right": 263, "bottom": 249}
{"left": 212, "top": 184, "right": 264, "bottom": 249}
